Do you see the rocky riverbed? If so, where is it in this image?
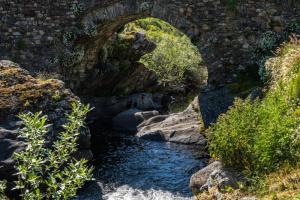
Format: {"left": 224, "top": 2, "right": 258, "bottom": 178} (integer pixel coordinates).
{"left": 93, "top": 134, "right": 208, "bottom": 200}
{"left": 0, "top": 59, "right": 247, "bottom": 200}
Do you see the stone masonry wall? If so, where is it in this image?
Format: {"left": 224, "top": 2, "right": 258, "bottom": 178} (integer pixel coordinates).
{"left": 1, "top": 0, "right": 300, "bottom": 93}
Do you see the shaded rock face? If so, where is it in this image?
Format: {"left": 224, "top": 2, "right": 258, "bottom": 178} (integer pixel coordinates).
{"left": 0, "top": 128, "right": 24, "bottom": 181}
{"left": 79, "top": 31, "right": 158, "bottom": 96}
{"left": 84, "top": 93, "right": 163, "bottom": 127}
{"left": 112, "top": 109, "right": 160, "bottom": 132}
{"left": 198, "top": 87, "right": 235, "bottom": 127}
{"left": 137, "top": 97, "right": 207, "bottom": 146}
{"left": 0, "top": 60, "right": 92, "bottom": 184}
{"left": 189, "top": 161, "right": 246, "bottom": 194}
{"left": 112, "top": 108, "right": 143, "bottom": 132}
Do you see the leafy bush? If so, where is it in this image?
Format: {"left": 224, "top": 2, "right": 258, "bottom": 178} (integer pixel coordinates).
{"left": 208, "top": 42, "right": 300, "bottom": 175}
{"left": 139, "top": 34, "right": 206, "bottom": 87}
{"left": 14, "top": 102, "right": 93, "bottom": 200}
{"left": 121, "top": 17, "right": 207, "bottom": 88}
{"left": 258, "top": 31, "right": 278, "bottom": 52}
{"left": 0, "top": 180, "right": 7, "bottom": 200}
{"left": 294, "top": 73, "right": 300, "bottom": 98}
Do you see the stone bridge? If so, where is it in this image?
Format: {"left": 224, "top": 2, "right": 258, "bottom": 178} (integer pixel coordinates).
{"left": 1, "top": 0, "right": 300, "bottom": 94}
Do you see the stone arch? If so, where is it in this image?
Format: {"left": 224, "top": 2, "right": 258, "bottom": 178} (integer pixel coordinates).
{"left": 57, "top": 0, "right": 299, "bottom": 93}
{"left": 66, "top": 0, "right": 209, "bottom": 94}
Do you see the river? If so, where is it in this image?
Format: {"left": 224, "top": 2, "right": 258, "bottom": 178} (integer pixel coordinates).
{"left": 93, "top": 134, "right": 207, "bottom": 200}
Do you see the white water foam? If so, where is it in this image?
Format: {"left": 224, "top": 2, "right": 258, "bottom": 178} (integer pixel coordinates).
{"left": 102, "top": 185, "right": 194, "bottom": 200}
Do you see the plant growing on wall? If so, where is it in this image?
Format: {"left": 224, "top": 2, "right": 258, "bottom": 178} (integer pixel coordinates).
{"left": 227, "top": 0, "right": 238, "bottom": 10}
{"left": 13, "top": 102, "right": 93, "bottom": 200}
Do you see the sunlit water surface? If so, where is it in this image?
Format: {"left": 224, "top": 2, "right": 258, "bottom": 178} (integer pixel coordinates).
{"left": 94, "top": 135, "right": 207, "bottom": 200}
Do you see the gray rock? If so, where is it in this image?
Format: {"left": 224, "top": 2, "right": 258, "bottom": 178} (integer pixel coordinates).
{"left": 78, "top": 127, "right": 92, "bottom": 149}
{"left": 189, "top": 161, "right": 222, "bottom": 192}
{"left": 137, "top": 97, "right": 207, "bottom": 145}
{"left": 0, "top": 128, "right": 24, "bottom": 180}
{"left": 0, "top": 60, "right": 20, "bottom": 68}
{"left": 85, "top": 93, "right": 162, "bottom": 124}
{"left": 199, "top": 87, "right": 235, "bottom": 127}
{"left": 73, "top": 181, "right": 103, "bottom": 200}
{"left": 135, "top": 110, "right": 159, "bottom": 121}
{"left": 112, "top": 108, "right": 144, "bottom": 132}
{"left": 189, "top": 161, "right": 246, "bottom": 193}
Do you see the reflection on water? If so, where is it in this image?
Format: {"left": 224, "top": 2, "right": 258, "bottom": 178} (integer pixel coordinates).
{"left": 94, "top": 134, "right": 207, "bottom": 200}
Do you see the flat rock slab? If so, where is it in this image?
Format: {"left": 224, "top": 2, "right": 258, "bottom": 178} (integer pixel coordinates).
{"left": 137, "top": 97, "right": 207, "bottom": 146}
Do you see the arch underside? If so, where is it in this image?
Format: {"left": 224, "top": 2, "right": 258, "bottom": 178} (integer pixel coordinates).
{"left": 64, "top": 0, "right": 298, "bottom": 93}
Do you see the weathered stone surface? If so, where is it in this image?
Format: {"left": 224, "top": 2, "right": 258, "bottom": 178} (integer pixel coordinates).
{"left": 83, "top": 31, "right": 158, "bottom": 96}
{"left": 85, "top": 93, "right": 163, "bottom": 126}
{"left": 0, "top": 128, "right": 24, "bottom": 181}
{"left": 198, "top": 87, "right": 235, "bottom": 127}
{"left": 137, "top": 97, "right": 207, "bottom": 145}
{"left": 0, "top": 60, "right": 76, "bottom": 123}
{"left": 189, "top": 161, "right": 246, "bottom": 193}
{"left": 112, "top": 108, "right": 144, "bottom": 132}
{"left": 1, "top": 0, "right": 299, "bottom": 93}
{"left": 0, "top": 60, "right": 92, "bottom": 184}
{"left": 135, "top": 110, "right": 159, "bottom": 121}
{"left": 189, "top": 161, "right": 223, "bottom": 192}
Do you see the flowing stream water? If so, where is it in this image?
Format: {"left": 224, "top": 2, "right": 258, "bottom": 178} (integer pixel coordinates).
{"left": 93, "top": 134, "right": 207, "bottom": 200}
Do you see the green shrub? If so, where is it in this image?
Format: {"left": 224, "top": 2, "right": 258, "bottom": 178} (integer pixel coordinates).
{"left": 208, "top": 88, "right": 300, "bottom": 174}
{"left": 255, "top": 31, "right": 279, "bottom": 81}
{"left": 0, "top": 180, "right": 8, "bottom": 200}
{"left": 139, "top": 34, "right": 206, "bottom": 87}
{"left": 120, "top": 17, "right": 207, "bottom": 88}
{"left": 208, "top": 42, "right": 300, "bottom": 174}
{"left": 14, "top": 102, "right": 93, "bottom": 200}
{"left": 291, "top": 65, "right": 300, "bottom": 99}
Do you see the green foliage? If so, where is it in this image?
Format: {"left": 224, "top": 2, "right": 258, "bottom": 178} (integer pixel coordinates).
{"left": 208, "top": 45, "right": 300, "bottom": 174}
{"left": 291, "top": 68, "right": 300, "bottom": 99}
{"left": 14, "top": 102, "right": 93, "bottom": 200}
{"left": 71, "top": 3, "right": 83, "bottom": 15}
{"left": 255, "top": 31, "right": 279, "bottom": 81}
{"left": 51, "top": 90, "right": 61, "bottom": 101}
{"left": 258, "top": 31, "right": 278, "bottom": 52}
{"left": 208, "top": 88, "right": 300, "bottom": 174}
{"left": 120, "top": 17, "right": 207, "bottom": 88}
{"left": 286, "top": 21, "right": 300, "bottom": 35}
{"left": 0, "top": 180, "right": 8, "bottom": 200}
{"left": 139, "top": 34, "right": 205, "bottom": 86}
{"left": 227, "top": 0, "right": 238, "bottom": 10}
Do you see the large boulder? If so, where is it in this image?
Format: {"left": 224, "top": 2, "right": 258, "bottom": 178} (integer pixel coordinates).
{"left": 112, "top": 108, "right": 144, "bottom": 132}
{"left": 0, "top": 60, "right": 92, "bottom": 183}
{"left": 112, "top": 109, "right": 160, "bottom": 132}
{"left": 85, "top": 93, "right": 163, "bottom": 126}
{"left": 137, "top": 97, "right": 207, "bottom": 145}
{"left": 189, "top": 161, "right": 246, "bottom": 194}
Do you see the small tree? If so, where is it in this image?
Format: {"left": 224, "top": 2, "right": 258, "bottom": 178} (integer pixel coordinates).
{"left": 14, "top": 102, "right": 93, "bottom": 200}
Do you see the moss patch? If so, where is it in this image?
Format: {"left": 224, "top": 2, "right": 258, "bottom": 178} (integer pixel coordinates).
{"left": 0, "top": 63, "right": 77, "bottom": 122}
